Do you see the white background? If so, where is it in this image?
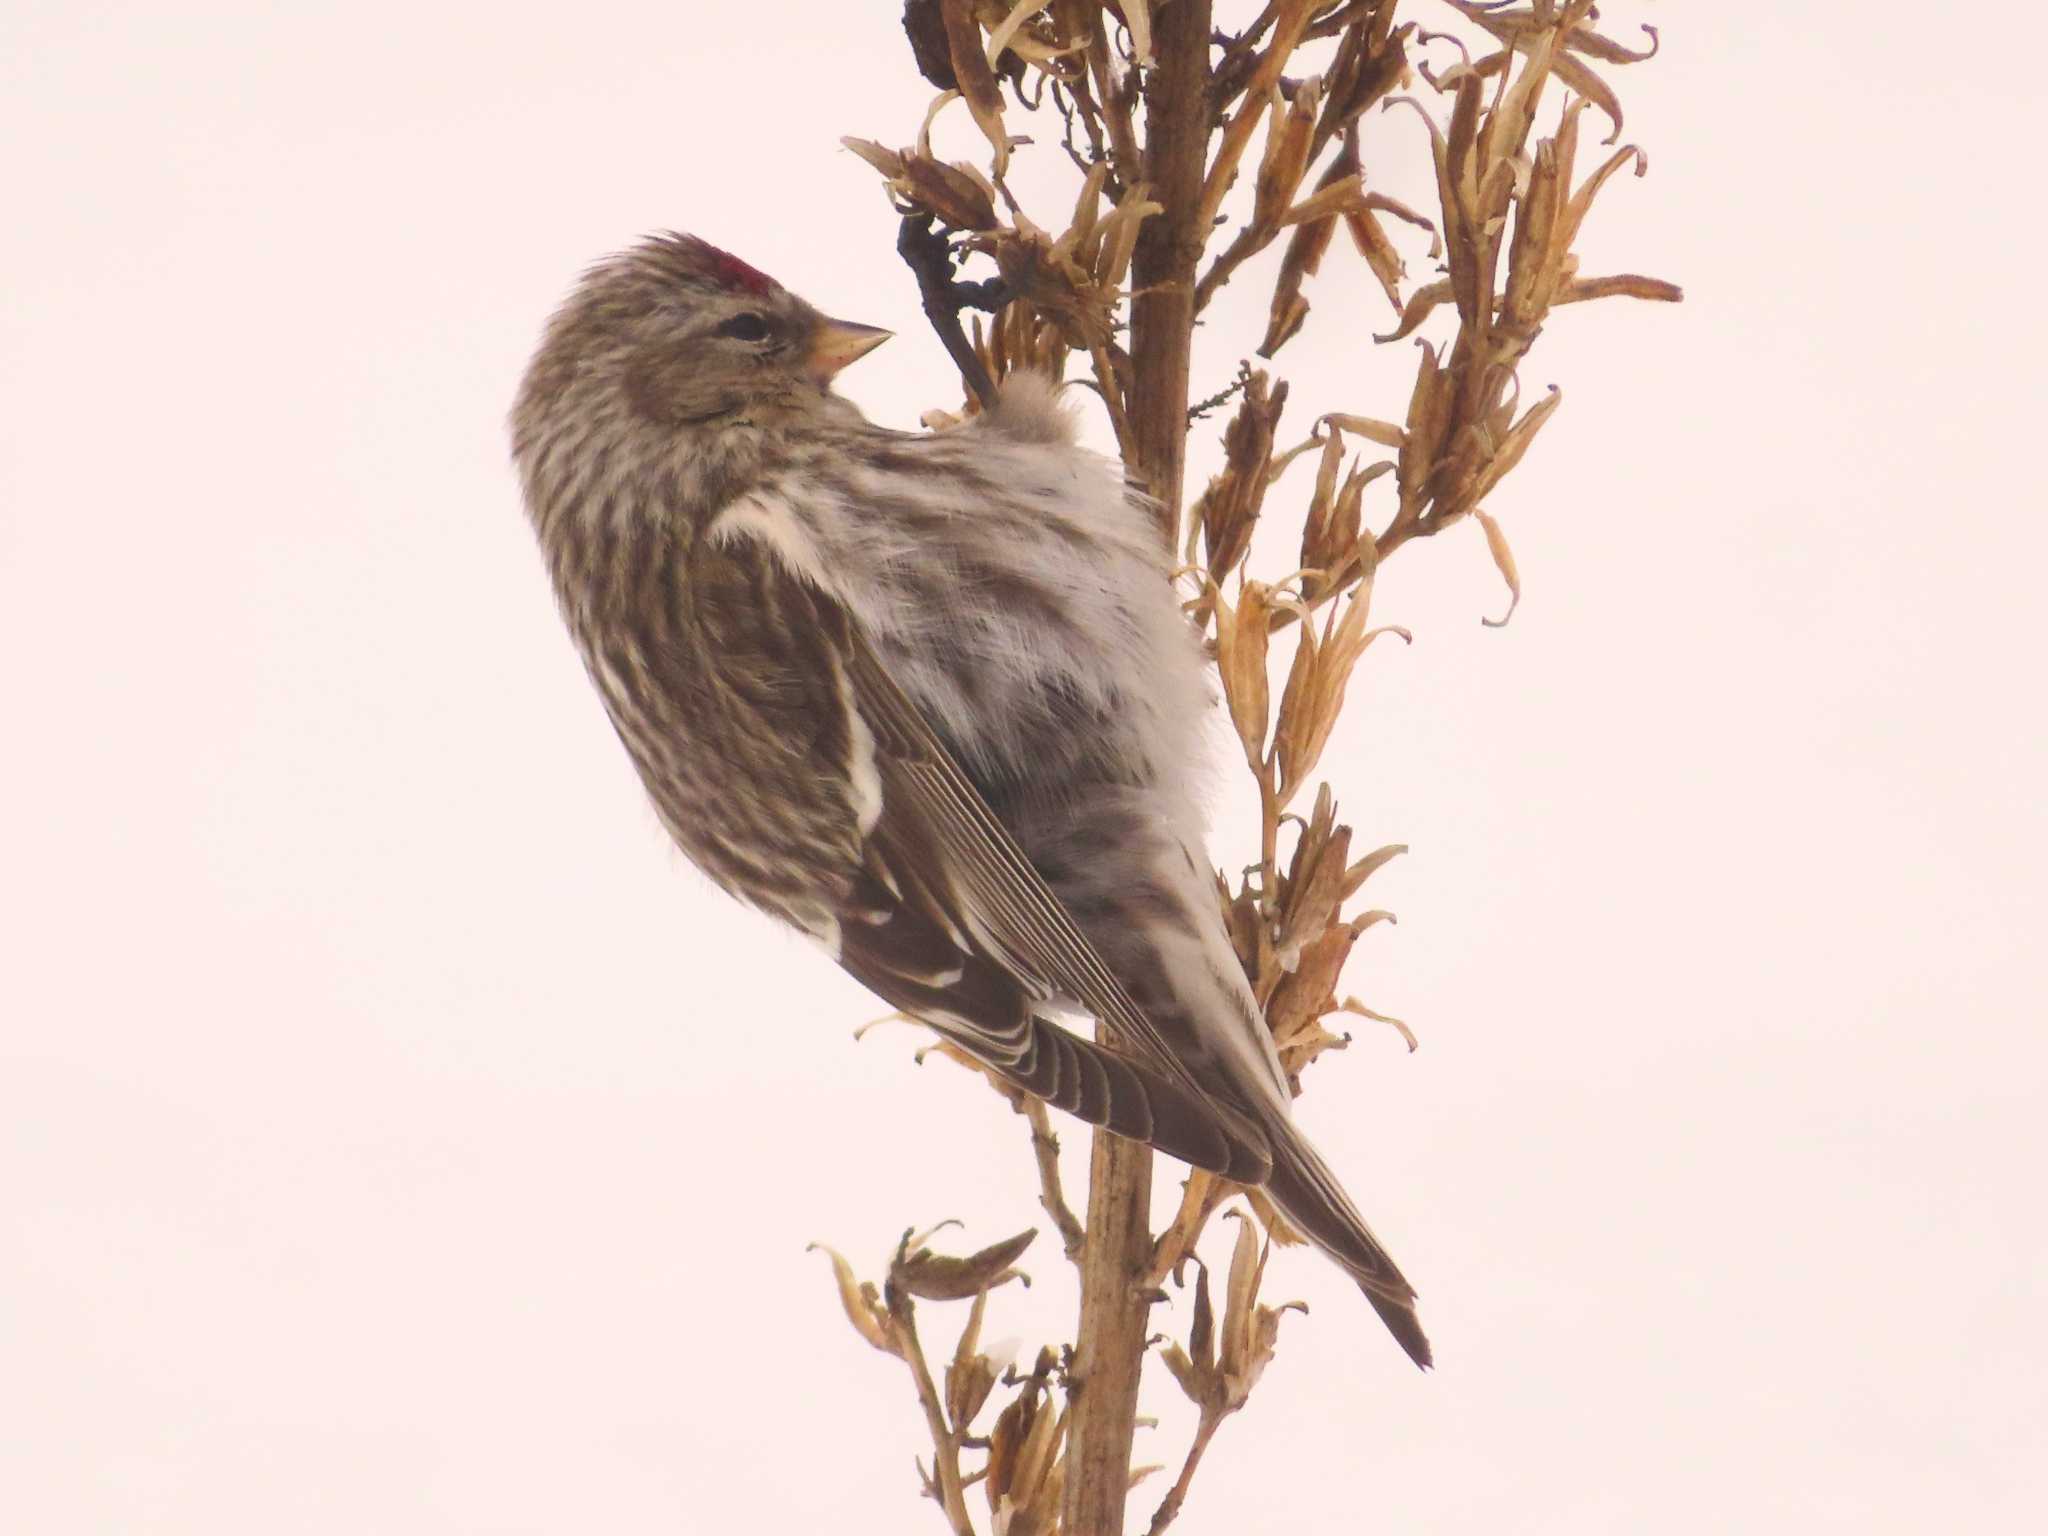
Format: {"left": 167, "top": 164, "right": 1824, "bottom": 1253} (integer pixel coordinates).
{"left": 4, "top": 3, "right": 2043, "bottom": 1531}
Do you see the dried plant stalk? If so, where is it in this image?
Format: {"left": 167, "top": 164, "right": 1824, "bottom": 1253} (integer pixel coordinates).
{"left": 1061, "top": 7, "right": 1215, "bottom": 1531}
{"left": 819, "top": 3, "right": 1681, "bottom": 1530}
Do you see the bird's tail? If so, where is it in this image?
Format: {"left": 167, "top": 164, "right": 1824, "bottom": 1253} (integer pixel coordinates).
{"left": 1259, "top": 1117, "right": 1432, "bottom": 1369}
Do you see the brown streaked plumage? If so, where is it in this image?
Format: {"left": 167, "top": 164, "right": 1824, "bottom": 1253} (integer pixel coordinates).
{"left": 510, "top": 233, "right": 1430, "bottom": 1367}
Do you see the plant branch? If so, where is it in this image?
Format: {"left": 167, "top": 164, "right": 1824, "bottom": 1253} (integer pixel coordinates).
{"left": 1021, "top": 1096, "right": 1087, "bottom": 1265}
{"left": 897, "top": 213, "right": 1007, "bottom": 411}
{"left": 1127, "top": 0, "right": 1218, "bottom": 539}
{"left": 1063, "top": 5, "right": 1214, "bottom": 1535}
{"left": 886, "top": 1280, "right": 978, "bottom": 1536}
{"left": 1143, "top": 1409, "right": 1225, "bottom": 1536}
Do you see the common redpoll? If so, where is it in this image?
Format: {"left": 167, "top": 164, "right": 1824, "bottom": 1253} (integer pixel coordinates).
{"left": 510, "top": 234, "right": 1429, "bottom": 1366}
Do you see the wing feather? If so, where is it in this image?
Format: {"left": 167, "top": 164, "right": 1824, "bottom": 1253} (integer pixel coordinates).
{"left": 803, "top": 585, "right": 1272, "bottom": 1184}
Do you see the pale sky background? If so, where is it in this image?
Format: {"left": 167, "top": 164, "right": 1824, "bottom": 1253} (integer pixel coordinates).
{"left": 4, "top": 3, "right": 2044, "bottom": 1532}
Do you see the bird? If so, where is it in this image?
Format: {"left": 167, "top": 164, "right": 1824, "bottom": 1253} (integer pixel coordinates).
{"left": 509, "top": 232, "right": 1429, "bottom": 1367}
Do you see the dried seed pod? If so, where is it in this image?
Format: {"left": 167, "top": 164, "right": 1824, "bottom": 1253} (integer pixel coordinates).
{"left": 1295, "top": 431, "right": 1344, "bottom": 593}
{"left": 1467, "top": 385, "right": 1560, "bottom": 509}
{"left": 1212, "top": 581, "right": 1277, "bottom": 765}
{"left": 1218, "top": 1212, "right": 1263, "bottom": 1381}
{"left": 1446, "top": 0, "right": 1640, "bottom": 141}
{"left": 984, "top": 1347, "right": 1064, "bottom": 1529}
{"left": 1396, "top": 339, "right": 1450, "bottom": 511}
{"left": 1317, "top": 10, "right": 1412, "bottom": 145}
{"left": 892, "top": 1224, "right": 1037, "bottom": 1300}
{"left": 1259, "top": 286, "right": 1312, "bottom": 359}
{"left": 1264, "top": 921, "right": 1359, "bottom": 1058}
{"left": 944, "top": 1289, "right": 1002, "bottom": 1429}
{"left": 1252, "top": 77, "right": 1322, "bottom": 229}
{"left": 1346, "top": 201, "right": 1408, "bottom": 314}
{"left": 1261, "top": 139, "right": 1356, "bottom": 357}
{"left": 940, "top": 0, "right": 1011, "bottom": 172}
{"left": 1215, "top": 1210, "right": 1302, "bottom": 1410}
{"left": 992, "top": 224, "right": 1119, "bottom": 352}
{"left": 902, "top": 0, "right": 957, "bottom": 91}
{"left": 1121, "top": 0, "right": 1155, "bottom": 67}
{"left": 841, "top": 137, "right": 1000, "bottom": 231}
{"left": 1189, "top": 371, "right": 1286, "bottom": 577}
{"left": 1275, "top": 812, "right": 1351, "bottom": 961}
{"left": 1159, "top": 1258, "right": 1223, "bottom": 1411}
{"left": 1198, "top": 0, "right": 1320, "bottom": 230}
{"left": 1277, "top": 582, "right": 1410, "bottom": 803}
{"left": 905, "top": 157, "right": 1002, "bottom": 232}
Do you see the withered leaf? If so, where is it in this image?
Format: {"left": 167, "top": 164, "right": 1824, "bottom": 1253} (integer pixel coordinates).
{"left": 1338, "top": 995, "right": 1419, "bottom": 1051}
{"left": 1559, "top": 273, "right": 1684, "bottom": 305}
{"left": 1474, "top": 508, "right": 1521, "bottom": 627}
{"left": 1342, "top": 841, "right": 1408, "bottom": 898}
{"left": 1322, "top": 411, "right": 1408, "bottom": 450}
{"left": 807, "top": 1243, "right": 899, "bottom": 1356}
{"left": 1376, "top": 276, "right": 1453, "bottom": 342}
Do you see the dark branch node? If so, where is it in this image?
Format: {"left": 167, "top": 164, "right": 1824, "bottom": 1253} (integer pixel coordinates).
{"left": 895, "top": 214, "right": 1008, "bottom": 412}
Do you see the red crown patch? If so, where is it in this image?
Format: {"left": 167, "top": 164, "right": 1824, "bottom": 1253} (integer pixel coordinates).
{"left": 684, "top": 237, "right": 778, "bottom": 296}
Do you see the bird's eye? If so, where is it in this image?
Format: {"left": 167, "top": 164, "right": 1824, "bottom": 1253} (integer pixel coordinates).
{"left": 716, "top": 312, "right": 770, "bottom": 342}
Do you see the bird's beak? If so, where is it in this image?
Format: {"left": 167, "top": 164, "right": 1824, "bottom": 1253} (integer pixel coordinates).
{"left": 805, "top": 318, "right": 892, "bottom": 383}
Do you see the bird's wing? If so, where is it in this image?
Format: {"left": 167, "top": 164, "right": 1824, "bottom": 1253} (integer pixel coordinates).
{"left": 838, "top": 592, "right": 1431, "bottom": 1355}
{"left": 838, "top": 608, "right": 1274, "bottom": 1182}
{"left": 736, "top": 556, "right": 1272, "bottom": 1184}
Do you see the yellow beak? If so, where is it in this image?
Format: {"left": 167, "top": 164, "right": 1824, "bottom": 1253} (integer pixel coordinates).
{"left": 805, "top": 317, "right": 892, "bottom": 382}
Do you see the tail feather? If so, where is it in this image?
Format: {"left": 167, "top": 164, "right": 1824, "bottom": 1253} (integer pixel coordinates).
{"left": 1261, "top": 1121, "right": 1432, "bottom": 1369}
{"left": 1004, "top": 1010, "right": 1276, "bottom": 1186}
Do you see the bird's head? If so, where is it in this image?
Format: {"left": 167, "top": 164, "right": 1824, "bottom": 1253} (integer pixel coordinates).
{"left": 513, "top": 232, "right": 890, "bottom": 458}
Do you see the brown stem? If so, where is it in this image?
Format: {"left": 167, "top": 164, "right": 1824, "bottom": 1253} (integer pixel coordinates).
{"left": 1146, "top": 1170, "right": 1230, "bottom": 1288}
{"left": 1021, "top": 1096, "right": 1087, "bottom": 1264}
{"left": 897, "top": 214, "right": 1002, "bottom": 412}
{"left": 1126, "top": 0, "right": 1215, "bottom": 542}
{"left": 1063, "top": 1128, "right": 1155, "bottom": 1536}
{"left": 1083, "top": 9, "right": 1142, "bottom": 184}
{"left": 1257, "top": 761, "right": 1281, "bottom": 912}
{"left": 1142, "top": 1409, "right": 1225, "bottom": 1536}
{"left": 1062, "top": 7, "right": 1213, "bottom": 1536}
{"left": 887, "top": 1284, "right": 977, "bottom": 1536}
{"left": 1193, "top": 215, "right": 1279, "bottom": 314}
